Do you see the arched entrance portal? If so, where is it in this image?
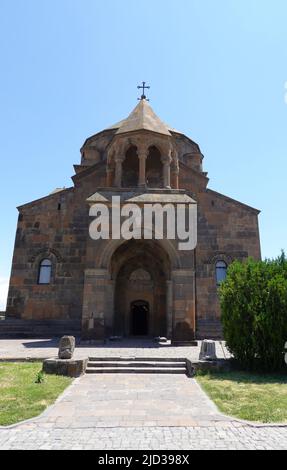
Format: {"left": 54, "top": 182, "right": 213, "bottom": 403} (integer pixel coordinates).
{"left": 111, "top": 240, "right": 171, "bottom": 338}
{"left": 130, "top": 300, "right": 149, "bottom": 336}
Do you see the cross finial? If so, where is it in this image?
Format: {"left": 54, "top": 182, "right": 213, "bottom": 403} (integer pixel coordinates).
{"left": 137, "top": 81, "right": 150, "bottom": 101}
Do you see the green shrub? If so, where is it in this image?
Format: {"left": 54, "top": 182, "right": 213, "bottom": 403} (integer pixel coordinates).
{"left": 35, "top": 370, "right": 45, "bottom": 384}
{"left": 219, "top": 252, "right": 287, "bottom": 371}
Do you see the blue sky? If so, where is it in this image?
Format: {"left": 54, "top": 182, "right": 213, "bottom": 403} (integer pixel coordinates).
{"left": 0, "top": 0, "right": 286, "bottom": 309}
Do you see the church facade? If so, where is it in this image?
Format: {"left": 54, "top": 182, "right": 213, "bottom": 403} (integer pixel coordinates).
{"left": 6, "top": 97, "right": 261, "bottom": 342}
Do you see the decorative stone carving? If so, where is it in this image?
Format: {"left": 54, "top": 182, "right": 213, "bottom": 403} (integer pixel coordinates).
{"left": 206, "top": 253, "right": 234, "bottom": 266}
{"left": 199, "top": 340, "right": 217, "bottom": 361}
{"left": 58, "top": 336, "right": 75, "bottom": 360}
{"left": 29, "top": 248, "right": 63, "bottom": 264}
{"left": 129, "top": 269, "right": 151, "bottom": 281}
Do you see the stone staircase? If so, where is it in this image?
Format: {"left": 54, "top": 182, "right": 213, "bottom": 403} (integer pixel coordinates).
{"left": 196, "top": 319, "right": 223, "bottom": 340}
{"left": 86, "top": 357, "right": 194, "bottom": 377}
{"left": 0, "top": 319, "right": 81, "bottom": 338}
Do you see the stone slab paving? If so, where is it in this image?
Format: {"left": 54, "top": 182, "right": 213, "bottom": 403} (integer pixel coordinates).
{"left": 1, "top": 425, "right": 287, "bottom": 450}
{"left": 0, "top": 373, "right": 287, "bottom": 450}
{"left": 0, "top": 338, "right": 231, "bottom": 361}
{"left": 34, "top": 375, "right": 228, "bottom": 428}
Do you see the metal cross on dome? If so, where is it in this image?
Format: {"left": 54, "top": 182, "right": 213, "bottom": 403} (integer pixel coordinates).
{"left": 137, "top": 81, "right": 150, "bottom": 101}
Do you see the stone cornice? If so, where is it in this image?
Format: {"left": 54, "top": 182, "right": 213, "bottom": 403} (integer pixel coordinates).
{"left": 17, "top": 187, "right": 73, "bottom": 211}
{"left": 207, "top": 188, "right": 261, "bottom": 214}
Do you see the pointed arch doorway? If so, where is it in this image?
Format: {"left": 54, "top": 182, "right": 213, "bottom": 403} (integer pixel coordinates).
{"left": 111, "top": 240, "right": 171, "bottom": 338}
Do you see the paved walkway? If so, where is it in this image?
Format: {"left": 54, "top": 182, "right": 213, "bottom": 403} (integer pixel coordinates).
{"left": 0, "top": 338, "right": 230, "bottom": 361}
{"left": 0, "top": 372, "right": 287, "bottom": 450}
{"left": 0, "top": 339, "right": 286, "bottom": 450}
{"left": 1, "top": 425, "right": 287, "bottom": 450}
{"left": 31, "top": 375, "right": 228, "bottom": 428}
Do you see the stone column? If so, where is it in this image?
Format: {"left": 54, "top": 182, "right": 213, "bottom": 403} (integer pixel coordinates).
{"left": 166, "top": 280, "right": 173, "bottom": 339}
{"left": 162, "top": 155, "right": 172, "bottom": 189}
{"left": 171, "top": 269, "right": 196, "bottom": 344}
{"left": 106, "top": 168, "right": 114, "bottom": 187}
{"left": 105, "top": 280, "right": 115, "bottom": 337}
{"left": 138, "top": 150, "right": 148, "bottom": 187}
{"left": 114, "top": 157, "right": 124, "bottom": 188}
{"left": 81, "top": 269, "right": 109, "bottom": 341}
{"left": 171, "top": 164, "right": 179, "bottom": 189}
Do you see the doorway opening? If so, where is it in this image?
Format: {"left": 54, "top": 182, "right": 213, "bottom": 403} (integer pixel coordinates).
{"left": 130, "top": 300, "right": 149, "bottom": 336}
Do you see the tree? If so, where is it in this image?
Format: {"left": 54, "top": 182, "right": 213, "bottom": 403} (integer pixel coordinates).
{"left": 219, "top": 253, "right": 287, "bottom": 371}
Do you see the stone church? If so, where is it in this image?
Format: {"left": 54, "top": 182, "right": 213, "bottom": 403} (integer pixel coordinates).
{"left": 6, "top": 92, "right": 261, "bottom": 342}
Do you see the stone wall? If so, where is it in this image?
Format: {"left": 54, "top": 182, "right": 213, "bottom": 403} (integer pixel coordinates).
{"left": 6, "top": 162, "right": 107, "bottom": 320}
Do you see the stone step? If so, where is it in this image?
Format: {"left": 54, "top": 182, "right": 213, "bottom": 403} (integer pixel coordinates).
{"left": 86, "top": 366, "right": 187, "bottom": 374}
{"left": 85, "top": 356, "right": 193, "bottom": 376}
{"left": 196, "top": 327, "right": 223, "bottom": 332}
{"left": 197, "top": 326, "right": 223, "bottom": 332}
{"left": 1, "top": 319, "right": 81, "bottom": 324}
{"left": 196, "top": 321, "right": 223, "bottom": 340}
{"left": 0, "top": 319, "right": 81, "bottom": 338}
{"left": 197, "top": 333, "right": 223, "bottom": 340}
{"left": 87, "top": 361, "right": 186, "bottom": 369}
{"left": 197, "top": 329, "right": 222, "bottom": 333}
{"left": 88, "top": 357, "right": 187, "bottom": 362}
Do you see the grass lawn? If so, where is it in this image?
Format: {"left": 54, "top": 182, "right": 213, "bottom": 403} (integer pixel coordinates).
{"left": 197, "top": 370, "right": 287, "bottom": 423}
{"left": 0, "top": 362, "right": 72, "bottom": 426}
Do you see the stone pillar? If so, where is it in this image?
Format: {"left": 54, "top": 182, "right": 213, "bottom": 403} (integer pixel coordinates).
{"left": 138, "top": 150, "right": 148, "bottom": 187}
{"left": 171, "top": 269, "right": 196, "bottom": 344}
{"left": 171, "top": 165, "right": 179, "bottom": 189}
{"left": 105, "top": 280, "right": 115, "bottom": 337}
{"left": 81, "top": 269, "right": 109, "bottom": 341}
{"left": 162, "top": 155, "right": 172, "bottom": 189}
{"left": 166, "top": 280, "right": 173, "bottom": 339}
{"left": 106, "top": 168, "right": 114, "bottom": 187}
{"left": 114, "top": 157, "right": 124, "bottom": 188}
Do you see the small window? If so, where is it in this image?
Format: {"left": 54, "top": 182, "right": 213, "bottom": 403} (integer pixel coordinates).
{"left": 38, "top": 259, "right": 52, "bottom": 285}
{"left": 216, "top": 261, "right": 227, "bottom": 286}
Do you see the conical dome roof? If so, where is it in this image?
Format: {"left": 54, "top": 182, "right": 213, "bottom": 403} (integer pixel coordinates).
{"left": 106, "top": 99, "right": 177, "bottom": 136}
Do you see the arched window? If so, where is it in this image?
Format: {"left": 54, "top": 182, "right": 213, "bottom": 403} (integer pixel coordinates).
{"left": 146, "top": 146, "right": 163, "bottom": 188}
{"left": 122, "top": 146, "right": 139, "bottom": 187}
{"left": 216, "top": 261, "right": 227, "bottom": 286}
{"left": 38, "top": 259, "right": 52, "bottom": 285}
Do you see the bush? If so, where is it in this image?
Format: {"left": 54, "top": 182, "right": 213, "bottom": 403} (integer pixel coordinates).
{"left": 35, "top": 370, "right": 45, "bottom": 384}
{"left": 219, "top": 252, "right": 287, "bottom": 371}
